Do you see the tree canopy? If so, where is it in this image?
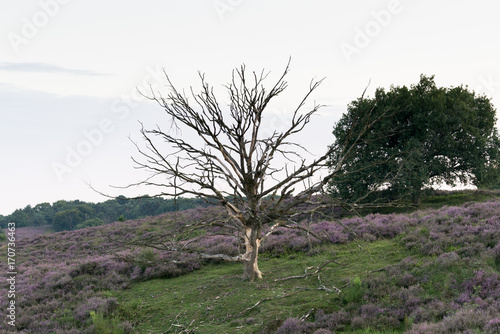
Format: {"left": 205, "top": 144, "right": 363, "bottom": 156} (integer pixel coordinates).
{"left": 329, "top": 75, "right": 500, "bottom": 204}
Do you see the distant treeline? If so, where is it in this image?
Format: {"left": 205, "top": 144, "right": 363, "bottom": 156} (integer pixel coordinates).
{"left": 0, "top": 196, "right": 209, "bottom": 231}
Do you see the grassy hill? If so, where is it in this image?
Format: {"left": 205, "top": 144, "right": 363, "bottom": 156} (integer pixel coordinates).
{"left": 1, "top": 192, "right": 500, "bottom": 333}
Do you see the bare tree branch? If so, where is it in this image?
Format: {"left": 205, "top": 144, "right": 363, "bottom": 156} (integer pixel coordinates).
{"left": 109, "top": 61, "right": 396, "bottom": 281}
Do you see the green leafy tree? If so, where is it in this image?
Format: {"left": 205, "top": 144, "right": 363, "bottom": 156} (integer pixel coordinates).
{"left": 53, "top": 208, "right": 86, "bottom": 231}
{"left": 74, "top": 204, "right": 94, "bottom": 220}
{"left": 34, "top": 202, "right": 54, "bottom": 225}
{"left": 329, "top": 75, "right": 500, "bottom": 204}
{"left": 0, "top": 215, "right": 7, "bottom": 229}
{"left": 52, "top": 200, "right": 68, "bottom": 211}
{"left": 10, "top": 209, "right": 30, "bottom": 227}
{"left": 32, "top": 213, "right": 47, "bottom": 226}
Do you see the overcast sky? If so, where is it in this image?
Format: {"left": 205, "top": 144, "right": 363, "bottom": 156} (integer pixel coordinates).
{"left": 1, "top": 0, "right": 499, "bottom": 215}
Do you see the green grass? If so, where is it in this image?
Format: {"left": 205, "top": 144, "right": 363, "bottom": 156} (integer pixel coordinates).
{"left": 109, "top": 239, "right": 412, "bottom": 333}
{"left": 420, "top": 189, "right": 498, "bottom": 208}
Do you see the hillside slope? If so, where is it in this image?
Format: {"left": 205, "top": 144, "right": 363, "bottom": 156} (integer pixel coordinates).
{"left": 1, "top": 200, "right": 499, "bottom": 333}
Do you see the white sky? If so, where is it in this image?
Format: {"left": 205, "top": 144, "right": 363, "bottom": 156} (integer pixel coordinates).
{"left": 1, "top": 0, "right": 499, "bottom": 215}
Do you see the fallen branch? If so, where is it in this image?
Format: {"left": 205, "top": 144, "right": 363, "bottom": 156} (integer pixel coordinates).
{"left": 274, "top": 260, "right": 345, "bottom": 282}
{"left": 295, "top": 285, "right": 343, "bottom": 294}
{"left": 300, "top": 308, "right": 315, "bottom": 321}
{"left": 228, "top": 291, "right": 299, "bottom": 319}
{"left": 200, "top": 253, "right": 243, "bottom": 262}
{"left": 112, "top": 250, "right": 245, "bottom": 268}
{"left": 165, "top": 311, "right": 198, "bottom": 334}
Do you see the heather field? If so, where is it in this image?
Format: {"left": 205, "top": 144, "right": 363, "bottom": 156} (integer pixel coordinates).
{"left": 1, "top": 197, "right": 500, "bottom": 333}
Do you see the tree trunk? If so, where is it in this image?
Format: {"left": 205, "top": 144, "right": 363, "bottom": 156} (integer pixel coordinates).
{"left": 241, "top": 226, "right": 262, "bottom": 281}
{"left": 411, "top": 183, "right": 423, "bottom": 205}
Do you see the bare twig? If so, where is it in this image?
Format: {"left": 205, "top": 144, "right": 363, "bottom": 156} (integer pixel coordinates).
{"left": 300, "top": 308, "right": 315, "bottom": 321}
{"left": 228, "top": 291, "right": 300, "bottom": 319}
{"left": 274, "top": 260, "right": 345, "bottom": 282}
{"left": 165, "top": 311, "right": 195, "bottom": 334}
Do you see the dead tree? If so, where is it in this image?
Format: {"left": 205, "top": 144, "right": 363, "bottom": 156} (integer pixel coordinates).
{"left": 128, "top": 60, "right": 383, "bottom": 281}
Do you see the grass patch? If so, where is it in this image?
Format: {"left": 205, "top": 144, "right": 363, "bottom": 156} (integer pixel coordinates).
{"left": 109, "top": 239, "right": 411, "bottom": 333}
{"left": 420, "top": 190, "right": 495, "bottom": 207}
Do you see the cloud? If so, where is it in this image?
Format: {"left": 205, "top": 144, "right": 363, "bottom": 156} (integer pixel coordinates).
{"left": 0, "top": 62, "right": 107, "bottom": 76}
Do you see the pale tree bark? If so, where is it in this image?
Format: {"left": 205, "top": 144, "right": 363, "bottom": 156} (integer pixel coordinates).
{"left": 242, "top": 226, "right": 262, "bottom": 281}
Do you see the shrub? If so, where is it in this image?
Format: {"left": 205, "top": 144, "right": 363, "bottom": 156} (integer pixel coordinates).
{"left": 90, "top": 311, "right": 132, "bottom": 334}
{"left": 275, "top": 318, "right": 312, "bottom": 334}
{"left": 75, "top": 297, "right": 115, "bottom": 322}
{"left": 494, "top": 242, "right": 500, "bottom": 268}
{"left": 76, "top": 218, "right": 105, "bottom": 230}
{"left": 435, "top": 252, "right": 460, "bottom": 268}
{"left": 314, "top": 309, "right": 350, "bottom": 331}
{"left": 485, "top": 318, "right": 500, "bottom": 334}
{"left": 312, "top": 329, "right": 332, "bottom": 334}
{"left": 343, "top": 276, "right": 365, "bottom": 303}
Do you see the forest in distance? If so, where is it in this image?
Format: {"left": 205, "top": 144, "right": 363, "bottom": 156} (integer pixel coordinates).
{"left": 0, "top": 196, "right": 209, "bottom": 231}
